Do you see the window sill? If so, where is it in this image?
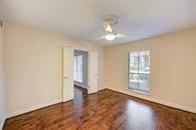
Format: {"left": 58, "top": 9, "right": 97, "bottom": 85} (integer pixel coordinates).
{"left": 127, "top": 88, "right": 150, "bottom": 95}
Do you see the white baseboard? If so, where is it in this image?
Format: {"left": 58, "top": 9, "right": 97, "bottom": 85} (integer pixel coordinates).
{"left": 0, "top": 115, "right": 6, "bottom": 130}
{"left": 5, "top": 88, "right": 105, "bottom": 119}
{"left": 98, "top": 87, "right": 106, "bottom": 91}
{"left": 107, "top": 87, "right": 196, "bottom": 113}
{"left": 5, "top": 88, "right": 195, "bottom": 121}
{"left": 6, "top": 99, "right": 62, "bottom": 119}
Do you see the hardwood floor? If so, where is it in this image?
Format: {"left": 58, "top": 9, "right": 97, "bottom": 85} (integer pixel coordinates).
{"left": 74, "top": 85, "right": 88, "bottom": 99}
{"left": 4, "top": 88, "right": 196, "bottom": 130}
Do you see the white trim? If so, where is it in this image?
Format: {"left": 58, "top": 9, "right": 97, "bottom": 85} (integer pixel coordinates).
{"left": 74, "top": 82, "right": 88, "bottom": 89}
{"left": 127, "top": 88, "right": 150, "bottom": 95}
{"left": 98, "top": 87, "right": 106, "bottom": 91}
{"left": 0, "top": 115, "right": 6, "bottom": 130}
{"left": 6, "top": 99, "right": 62, "bottom": 119}
{"left": 74, "top": 47, "right": 90, "bottom": 52}
{"left": 107, "top": 87, "right": 196, "bottom": 113}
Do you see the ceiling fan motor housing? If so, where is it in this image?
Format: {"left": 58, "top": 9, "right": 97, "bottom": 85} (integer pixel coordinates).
{"left": 103, "top": 15, "right": 119, "bottom": 25}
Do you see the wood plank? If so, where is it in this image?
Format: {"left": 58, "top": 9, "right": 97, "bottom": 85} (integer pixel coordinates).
{"left": 4, "top": 87, "right": 196, "bottom": 130}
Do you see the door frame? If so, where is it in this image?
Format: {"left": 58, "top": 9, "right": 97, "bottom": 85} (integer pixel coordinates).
{"left": 73, "top": 48, "right": 90, "bottom": 90}
{"left": 63, "top": 47, "right": 98, "bottom": 102}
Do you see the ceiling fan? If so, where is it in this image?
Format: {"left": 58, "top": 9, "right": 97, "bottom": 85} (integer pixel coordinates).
{"left": 98, "top": 15, "right": 128, "bottom": 41}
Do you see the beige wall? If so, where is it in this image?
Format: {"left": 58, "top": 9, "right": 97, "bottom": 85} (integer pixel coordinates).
{"left": 4, "top": 20, "right": 196, "bottom": 117}
{"left": 4, "top": 21, "right": 105, "bottom": 116}
{"left": 105, "top": 28, "right": 196, "bottom": 113}
{"left": 0, "top": 1, "right": 5, "bottom": 126}
{"left": 0, "top": 21, "right": 5, "bottom": 126}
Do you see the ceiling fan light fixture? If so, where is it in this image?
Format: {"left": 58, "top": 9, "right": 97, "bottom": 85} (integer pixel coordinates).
{"left": 97, "top": 15, "right": 128, "bottom": 41}
{"left": 105, "top": 33, "right": 116, "bottom": 40}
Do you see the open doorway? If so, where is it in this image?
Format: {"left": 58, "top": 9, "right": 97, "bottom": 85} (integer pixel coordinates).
{"left": 63, "top": 47, "right": 98, "bottom": 102}
{"left": 74, "top": 50, "right": 88, "bottom": 99}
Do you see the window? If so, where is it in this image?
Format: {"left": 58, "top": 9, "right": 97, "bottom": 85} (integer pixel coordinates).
{"left": 128, "top": 50, "right": 150, "bottom": 92}
{"left": 74, "top": 55, "right": 83, "bottom": 83}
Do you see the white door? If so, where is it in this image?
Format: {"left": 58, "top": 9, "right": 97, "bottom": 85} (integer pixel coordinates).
{"left": 89, "top": 51, "right": 98, "bottom": 94}
{"left": 63, "top": 47, "right": 74, "bottom": 102}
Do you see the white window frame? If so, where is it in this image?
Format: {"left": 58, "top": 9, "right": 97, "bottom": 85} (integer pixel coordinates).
{"left": 128, "top": 50, "right": 151, "bottom": 93}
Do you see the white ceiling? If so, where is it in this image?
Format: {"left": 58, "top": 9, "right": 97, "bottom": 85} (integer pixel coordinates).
{"left": 2, "top": 0, "right": 196, "bottom": 45}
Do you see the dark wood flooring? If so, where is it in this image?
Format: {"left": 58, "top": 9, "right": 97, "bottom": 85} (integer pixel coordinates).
{"left": 4, "top": 88, "right": 196, "bottom": 130}
{"left": 74, "top": 85, "right": 88, "bottom": 98}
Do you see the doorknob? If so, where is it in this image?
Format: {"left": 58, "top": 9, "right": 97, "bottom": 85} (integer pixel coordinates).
{"left": 64, "top": 76, "right": 68, "bottom": 79}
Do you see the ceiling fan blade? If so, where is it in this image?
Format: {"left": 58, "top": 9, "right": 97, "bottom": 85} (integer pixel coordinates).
{"left": 97, "top": 35, "right": 105, "bottom": 40}
{"left": 103, "top": 21, "right": 112, "bottom": 32}
{"left": 116, "top": 33, "right": 128, "bottom": 38}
